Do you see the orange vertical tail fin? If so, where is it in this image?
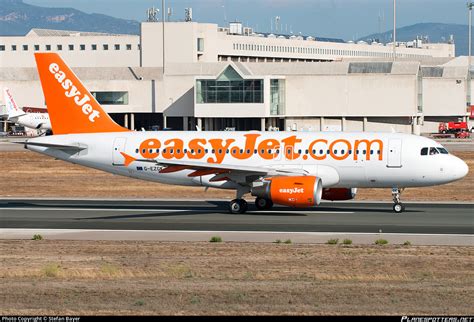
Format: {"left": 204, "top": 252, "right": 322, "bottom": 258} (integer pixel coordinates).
{"left": 34, "top": 53, "right": 129, "bottom": 134}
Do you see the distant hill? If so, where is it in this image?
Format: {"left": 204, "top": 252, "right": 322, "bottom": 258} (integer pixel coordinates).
{"left": 0, "top": 0, "right": 139, "bottom": 36}
{"left": 359, "top": 23, "right": 469, "bottom": 57}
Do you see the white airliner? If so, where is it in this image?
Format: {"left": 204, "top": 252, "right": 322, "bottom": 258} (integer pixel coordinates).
{"left": 23, "top": 53, "right": 469, "bottom": 214}
{"left": 3, "top": 88, "right": 51, "bottom": 131}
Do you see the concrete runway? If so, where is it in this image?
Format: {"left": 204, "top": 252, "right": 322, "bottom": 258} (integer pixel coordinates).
{"left": 0, "top": 199, "right": 472, "bottom": 235}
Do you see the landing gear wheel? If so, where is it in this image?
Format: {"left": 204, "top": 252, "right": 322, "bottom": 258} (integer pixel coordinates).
{"left": 255, "top": 197, "right": 274, "bottom": 210}
{"left": 391, "top": 188, "right": 406, "bottom": 214}
{"left": 393, "top": 203, "right": 405, "bottom": 214}
{"left": 229, "top": 199, "right": 248, "bottom": 214}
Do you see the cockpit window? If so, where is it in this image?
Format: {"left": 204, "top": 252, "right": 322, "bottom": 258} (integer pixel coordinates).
{"left": 429, "top": 147, "right": 439, "bottom": 155}
{"left": 437, "top": 148, "right": 449, "bottom": 154}
{"left": 422, "top": 147, "right": 448, "bottom": 156}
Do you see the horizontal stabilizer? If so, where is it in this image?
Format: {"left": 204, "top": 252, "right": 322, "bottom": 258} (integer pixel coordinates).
{"left": 19, "top": 141, "right": 86, "bottom": 151}
{"left": 3, "top": 88, "right": 26, "bottom": 119}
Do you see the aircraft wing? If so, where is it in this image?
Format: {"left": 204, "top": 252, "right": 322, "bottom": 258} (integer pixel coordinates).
{"left": 136, "top": 157, "right": 308, "bottom": 184}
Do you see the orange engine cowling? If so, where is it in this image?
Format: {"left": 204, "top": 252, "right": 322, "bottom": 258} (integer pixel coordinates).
{"left": 251, "top": 176, "right": 323, "bottom": 208}
{"left": 321, "top": 188, "right": 357, "bottom": 201}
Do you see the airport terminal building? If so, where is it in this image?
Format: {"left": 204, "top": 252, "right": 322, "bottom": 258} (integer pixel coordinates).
{"left": 0, "top": 20, "right": 469, "bottom": 134}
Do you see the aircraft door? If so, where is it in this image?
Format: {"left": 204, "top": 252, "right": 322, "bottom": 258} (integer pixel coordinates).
{"left": 272, "top": 146, "right": 282, "bottom": 162}
{"left": 387, "top": 139, "right": 402, "bottom": 168}
{"left": 112, "top": 137, "right": 127, "bottom": 166}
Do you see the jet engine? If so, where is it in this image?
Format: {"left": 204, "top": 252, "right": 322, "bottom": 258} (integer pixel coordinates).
{"left": 321, "top": 188, "right": 357, "bottom": 201}
{"left": 251, "top": 176, "right": 322, "bottom": 208}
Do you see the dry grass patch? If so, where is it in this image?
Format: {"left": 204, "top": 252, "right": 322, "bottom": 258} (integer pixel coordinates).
{"left": 42, "top": 263, "right": 61, "bottom": 278}
{"left": 0, "top": 240, "right": 473, "bottom": 315}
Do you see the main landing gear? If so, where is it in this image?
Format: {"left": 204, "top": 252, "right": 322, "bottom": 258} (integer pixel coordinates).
{"left": 255, "top": 197, "right": 273, "bottom": 211}
{"left": 229, "top": 197, "right": 274, "bottom": 214}
{"left": 229, "top": 187, "right": 274, "bottom": 214}
{"left": 229, "top": 198, "right": 274, "bottom": 214}
{"left": 229, "top": 199, "right": 248, "bottom": 214}
{"left": 392, "top": 188, "right": 405, "bottom": 214}
{"left": 229, "top": 186, "right": 250, "bottom": 214}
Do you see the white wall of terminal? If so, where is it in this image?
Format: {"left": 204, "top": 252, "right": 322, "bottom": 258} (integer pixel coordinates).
{"left": 0, "top": 60, "right": 470, "bottom": 133}
{"left": 0, "top": 22, "right": 455, "bottom": 69}
{"left": 0, "top": 30, "right": 140, "bottom": 68}
{"left": 139, "top": 22, "right": 454, "bottom": 67}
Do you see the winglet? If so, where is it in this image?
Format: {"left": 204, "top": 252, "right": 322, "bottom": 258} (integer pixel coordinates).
{"left": 120, "top": 152, "right": 137, "bottom": 167}
{"left": 34, "top": 53, "right": 129, "bottom": 134}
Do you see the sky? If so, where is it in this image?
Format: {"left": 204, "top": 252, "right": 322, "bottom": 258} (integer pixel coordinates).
{"left": 25, "top": 0, "right": 467, "bottom": 40}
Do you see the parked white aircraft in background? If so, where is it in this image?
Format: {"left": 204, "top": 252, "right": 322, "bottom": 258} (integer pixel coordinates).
{"left": 23, "top": 53, "right": 469, "bottom": 214}
{"left": 3, "top": 88, "right": 51, "bottom": 131}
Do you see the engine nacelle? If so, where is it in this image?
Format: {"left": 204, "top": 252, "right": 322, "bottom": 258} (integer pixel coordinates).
{"left": 321, "top": 188, "right": 357, "bottom": 201}
{"left": 251, "top": 176, "right": 322, "bottom": 208}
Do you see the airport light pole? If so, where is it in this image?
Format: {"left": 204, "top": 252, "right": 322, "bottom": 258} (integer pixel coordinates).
{"left": 393, "top": 0, "right": 397, "bottom": 61}
{"left": 468, "top": 2, "right": 473, "bottom": 113}
{"left": 162, "top": 0, "right": 166, "bottom": 75}
{"left": 469, "top": 2, "right": 473, "bottom": 68}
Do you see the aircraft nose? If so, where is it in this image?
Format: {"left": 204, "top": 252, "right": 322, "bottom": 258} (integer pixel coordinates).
{"left": 451, "top": 156, "right": 469, "bottom": 181}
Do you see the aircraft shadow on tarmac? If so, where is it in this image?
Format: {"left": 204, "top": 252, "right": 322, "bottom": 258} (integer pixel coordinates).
{"left": 2, "top": 200, "right": 423, "bottom": 222}
{"left": 78, "top": 201, "right": 422, "bottom": 221}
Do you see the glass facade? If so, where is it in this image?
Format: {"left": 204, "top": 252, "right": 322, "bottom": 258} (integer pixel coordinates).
{"left": 197, "top": 38, "right": 204, "bottom": 52}
{"left": 270, "top": 79, "right": 285, "bottom": 115}
{"left": 417, "top": 71, "right": 423, "bottom": 113}
{"left": 92, "top": 91, "right": 129, "bottom": 105}
{"left": 197, "top": 79, "right": 263, "bottom": 104}
{"left": 197, "top": 65, "right": 264, "bottom": 104}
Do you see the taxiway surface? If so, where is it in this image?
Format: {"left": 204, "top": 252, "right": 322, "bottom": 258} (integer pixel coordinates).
{"left": 0, "top": 199, "right": 472, "bottom": 235}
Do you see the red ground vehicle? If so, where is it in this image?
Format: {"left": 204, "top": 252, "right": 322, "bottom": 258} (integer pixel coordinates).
{"left": 438, "top": 122, "right": 471, "bottom": 139}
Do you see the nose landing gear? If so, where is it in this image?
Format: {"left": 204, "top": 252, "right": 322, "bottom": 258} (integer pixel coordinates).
{"left": 392, "top": 188, "right": 405, "bottom": 213}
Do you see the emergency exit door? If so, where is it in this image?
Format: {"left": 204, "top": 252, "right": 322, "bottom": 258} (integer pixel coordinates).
{"left": 112, "top": 137, "right": 127, "bottom": 166}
